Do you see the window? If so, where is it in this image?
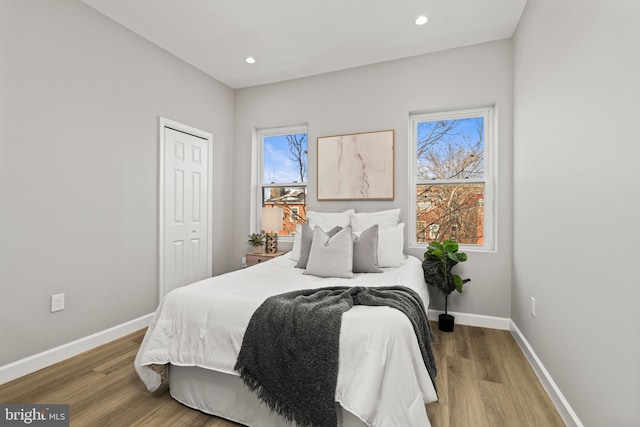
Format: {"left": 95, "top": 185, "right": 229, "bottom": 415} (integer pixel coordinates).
{"left": 409, "top": 107, "right": 495, "bottom": 250}
{"left": 253, "top": 125, "right": 308, "bottom": 239}
{"left": 428, "top": 224, "right": 440, "bottom": 240}
{"left": 289, "top": 207, "right": 299, "bottom": 222}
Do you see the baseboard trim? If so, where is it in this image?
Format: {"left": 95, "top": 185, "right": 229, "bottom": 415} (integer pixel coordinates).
{"left": 427, "top": 309, "right": 511, "bottom": 330}
{"left": 0, "top": 313, "right": 153, "bottom": 385}
{"left": 510, "top": 321, "right": 584, "bottom": 427}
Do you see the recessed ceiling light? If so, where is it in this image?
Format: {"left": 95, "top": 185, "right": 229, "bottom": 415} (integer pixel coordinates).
{"left": 245, "top": 56, "right": 256, "bottom": 64}
{"left": 415, "top": 15, "right": 428, "bottom": 26}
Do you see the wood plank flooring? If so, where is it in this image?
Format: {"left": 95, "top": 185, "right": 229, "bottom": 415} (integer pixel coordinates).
{"left": 427, "top": 324, "right": 565, "bottom": 427}
{"left": 0, "top": 323, "right": 565, "bottom": 426}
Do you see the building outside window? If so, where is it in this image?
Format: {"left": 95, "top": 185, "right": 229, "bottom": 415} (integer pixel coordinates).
{"left": 409, "top": 107, "right": 495, "bottom": 250}
{"left": 255, "top": 125, "right": 307, "bottom": 238}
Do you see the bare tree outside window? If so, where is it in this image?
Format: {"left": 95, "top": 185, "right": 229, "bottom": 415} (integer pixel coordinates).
{"left": 286, "top": 134, "right": 307, "bottom": 184}
{"left": 262, "top": 132, "right": 308, "bottom": 235}
{"left": 416, "top": 117, "right": 485, "bottom": 245}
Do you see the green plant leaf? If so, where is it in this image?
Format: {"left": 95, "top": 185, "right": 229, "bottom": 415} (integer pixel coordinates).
{"left": 443, "top": 241, "right": 458, "bottom": 253}
{"left": 430, "top": 248, "right": 444, "bottom": 258}
{"left": 429, "top": 241, "right": 443, "bottom": 251}
{"left": 448, "top": 252, "right": 467, "bottom": 263}
{"left": 453, "top": 275, "right": 464, "bottom": 293}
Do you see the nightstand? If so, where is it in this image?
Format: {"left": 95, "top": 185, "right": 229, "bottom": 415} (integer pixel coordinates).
{"left": 245, "top": 251, "right": 288, "bottom": 267}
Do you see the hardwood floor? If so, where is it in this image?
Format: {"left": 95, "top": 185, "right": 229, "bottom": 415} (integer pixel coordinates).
{"left": 426, "top": 324, "right": 565, "bottom": 427}
{"left": 0, "top": 323, "right": 565, "bottom": 426}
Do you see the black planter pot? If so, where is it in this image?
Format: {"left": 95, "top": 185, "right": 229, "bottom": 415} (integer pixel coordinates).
{"left": 439, "top": 314, "right": 455, "bottom": 332}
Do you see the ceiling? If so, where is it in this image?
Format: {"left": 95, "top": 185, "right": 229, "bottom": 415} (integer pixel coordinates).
{"left": 81, "top": 0, "right": 527, "bottom": 89}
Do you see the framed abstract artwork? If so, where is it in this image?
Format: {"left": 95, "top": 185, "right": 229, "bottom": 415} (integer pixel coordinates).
{"left": 317, "top": 130, "right": 394, "bottom": 200}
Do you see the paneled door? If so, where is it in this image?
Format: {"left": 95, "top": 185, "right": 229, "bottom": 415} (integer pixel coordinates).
{"left": 160, "top": 119, "right": 212, "bottom": 298}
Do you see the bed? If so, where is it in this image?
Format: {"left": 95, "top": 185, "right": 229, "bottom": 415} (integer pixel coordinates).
{"left": 135, "top": 210, "right": 437, "bottom": 427}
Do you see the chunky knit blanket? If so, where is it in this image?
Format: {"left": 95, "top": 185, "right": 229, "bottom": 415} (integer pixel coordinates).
{"left": 234, "top": 286, "right": 437, "bottom": 427}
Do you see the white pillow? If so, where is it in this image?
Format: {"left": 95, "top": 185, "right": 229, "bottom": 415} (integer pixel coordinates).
{"left": 290, "top": 224, "right": 302, "bottom": 261}
{"left": 377, "top": 223, "right": 405, "bottom": 267}
{"left": 304, "top": 226, "right": 354, "bottom": 279}
{"left": 306, "top": 209, "right": 355, "bottom": 231}
{"left": 349, "top": 208, "right": 402, "bottom": 233}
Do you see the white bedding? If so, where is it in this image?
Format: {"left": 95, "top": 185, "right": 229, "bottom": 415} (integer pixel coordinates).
{"left": 135, "top": 255, "right": 437, "bottom": 427}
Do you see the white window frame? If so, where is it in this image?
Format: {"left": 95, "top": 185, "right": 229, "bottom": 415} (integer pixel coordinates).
{"left": 250, "top": 124, "right": 308, "bottom": 242}
{"left": 408, "top": 106, "right": 496, "bottom": 252}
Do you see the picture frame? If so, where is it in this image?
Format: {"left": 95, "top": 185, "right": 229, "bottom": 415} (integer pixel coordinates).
{"left": 317, "top": 130, "right": 394, "bottom": 200}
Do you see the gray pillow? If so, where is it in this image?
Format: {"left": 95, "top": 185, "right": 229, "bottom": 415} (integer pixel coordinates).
{"left": 295, "top": 223, "right": 342, "bottom": 269}
{"left": 304, "top": 226, "right": 354, "bottom": 279}
{"left": 353, "top": 225, "right": 382, "bottom": 273}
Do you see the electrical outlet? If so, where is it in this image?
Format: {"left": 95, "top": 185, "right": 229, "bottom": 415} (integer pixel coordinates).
{"left": 241, "top": 257, "right": 247, "bottom": 267}
{"left": 530, "top": 297, "right": 536, "bottom": 318}
{"left": 51, "top": 293, "right": 65, "bottom": 313}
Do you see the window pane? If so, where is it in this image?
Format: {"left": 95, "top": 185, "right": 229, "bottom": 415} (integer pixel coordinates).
{"left": 416, "top": 183, "right": 484, "bottom": 245}
{"left": 263, "top": 186, "right": 306, "bottom": 236}
{"left": 264, "top": 133, "right": 308, "bottom": 184}
{"left": 416, "top": 117, "right": 484, "bottom": 181}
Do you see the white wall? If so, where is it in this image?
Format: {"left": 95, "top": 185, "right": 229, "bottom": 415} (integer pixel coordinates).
{"left": 234, "top": 40, "right": 514, "bottom": 318}
{"left": 0, "top": 0, "right": 235, "bottom": 366}
{"left": 512, "top": 0, "right": 640, "bottom": 425}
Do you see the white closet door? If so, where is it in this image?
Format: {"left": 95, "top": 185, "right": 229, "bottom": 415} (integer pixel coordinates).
{"left": 163, "top": 127, "right": 209, "bottom": 295}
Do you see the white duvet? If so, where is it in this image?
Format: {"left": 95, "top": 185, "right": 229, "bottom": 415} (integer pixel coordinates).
{"left": 135, "top": 255, "right": 437, "bottom": 427}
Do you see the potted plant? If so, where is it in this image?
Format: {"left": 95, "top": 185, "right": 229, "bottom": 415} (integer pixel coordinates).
{"left": 422, "top": 240, "right": 470, "bottom": 332}
{"left": 247, "top": 233, "right": 265, "bottom": 253}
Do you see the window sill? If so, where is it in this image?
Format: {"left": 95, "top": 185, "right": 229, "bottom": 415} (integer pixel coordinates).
{"left": 407, "top": 243, "right": 497, "bottom": 254}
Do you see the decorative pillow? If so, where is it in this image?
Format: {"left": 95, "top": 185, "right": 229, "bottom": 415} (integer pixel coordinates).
{"left": 306, "top": 209, "right": 354, "bottom": 231}
{"left": 290, "top": 224, "right": 302, "bottom": 261}
{"left": 352, "top": 225, "right": 382, "bottom": 273}
{"left": 304, "top": 226, "right": 354, "bottom": 279}
{"left": 377, "top": 223, "right": 405, "bottom": 267}
{"left": 295, "top": 224, "right": 341, "bottom": 269}
{"left": 349, "top": 208, "right": 402, "bottom": 233}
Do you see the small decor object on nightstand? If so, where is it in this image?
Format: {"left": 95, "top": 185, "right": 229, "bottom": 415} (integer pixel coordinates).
{"left": 422, "top": 240, "right": 470, "bottom": 332}
{"left": 247, "top": 233, "right": 265, "bottom": 254}
{"left": 262, "top": 206, "right": 283, "bottom": 254}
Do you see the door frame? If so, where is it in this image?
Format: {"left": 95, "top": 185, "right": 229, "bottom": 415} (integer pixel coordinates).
{"left": 158, "top": 117, "right": 213, "bottom": 301}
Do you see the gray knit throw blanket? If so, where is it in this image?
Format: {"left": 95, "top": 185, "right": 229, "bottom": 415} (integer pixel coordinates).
{"left": 234, "top": 286, "right": 437, "bottom": 427}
